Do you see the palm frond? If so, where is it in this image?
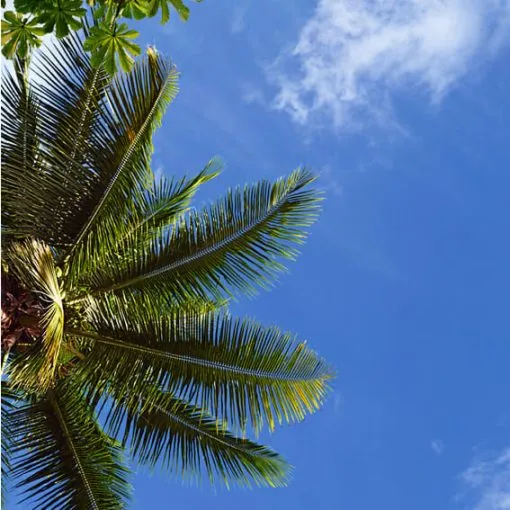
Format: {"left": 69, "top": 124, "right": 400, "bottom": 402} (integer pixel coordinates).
{"left": 1, "top": 58, "right": 41, "bottom": 242}
{"left": 9, "top": 384, "right": 131, "bottom": 509}
{"left": 68, "top": 159, "right": 220, "bottom": 283}
{"left": 132, "top": 159, "right": 221, "bottom": 238}
{"left": 85, "top": 168, "right": 321, "bottom": 304}
{"left": 69, "top": 305, "right": 332, "bottom": 434}
{"left": 6, "top": 240, "right": 64, "bottom": 391}
{"left": 65, "top": 48, "right": 179, "bottom": 266}
{"left": 103, "top": 389, "right": 290, "bottom": 488}
{"left": 30, "top": 31, "right": 112, "bottom": 245}
{"left": 1, "top": 382, "right": 20, "bottom": 507}
{"left": 2, "top": 32, "right": 113, "bottom": 247}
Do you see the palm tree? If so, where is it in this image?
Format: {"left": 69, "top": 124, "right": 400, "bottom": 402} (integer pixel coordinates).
{"left": 1, "top": 32, "right": 333, "bottom": 508}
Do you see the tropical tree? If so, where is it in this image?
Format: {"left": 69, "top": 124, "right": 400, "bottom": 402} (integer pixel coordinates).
{"left": 2, "top": 0, "right": 201, "bottom": 73}
{"left": 1, "top": 30, "right": 333, "bottom": 508}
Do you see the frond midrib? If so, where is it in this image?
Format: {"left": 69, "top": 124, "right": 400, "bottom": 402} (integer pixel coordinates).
{"left": 68, "top": 65, "right": 104, "bottom": 166}
{"left": 66, "top": 65, "right": 177, "bottom": 260}
{"left": 68, "top": 328, "right": 325, "bottom": 383}
{"left": 48, "top": 390, "right": 100, "bottom": 510}
{"left": 93, "top": 182, "right": 303, "bottom": 294}
{"left": 153, "top": 403, "right": 269, "bottom": 458}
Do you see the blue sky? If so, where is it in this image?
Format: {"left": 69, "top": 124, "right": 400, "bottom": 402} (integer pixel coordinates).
{"left": 6, "top": 0, "right": 510, "bottom": 508}
{"left": 128, "top": 1, "right": 510, "bottom": 508}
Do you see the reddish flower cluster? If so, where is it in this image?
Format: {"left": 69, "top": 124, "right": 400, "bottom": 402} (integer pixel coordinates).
{"left": 1, "top": 274, "right": 43, "bottom": 354}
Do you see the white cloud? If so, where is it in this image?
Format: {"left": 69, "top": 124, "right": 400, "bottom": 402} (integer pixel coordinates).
{"left": 431, "top": 439, "right": 444, "bottom": 456}
{"left": 458, "top": 447, "right": 510, "bottom": 510}
{"left": 269, "top": 0, "right": 510, "bottom": 130}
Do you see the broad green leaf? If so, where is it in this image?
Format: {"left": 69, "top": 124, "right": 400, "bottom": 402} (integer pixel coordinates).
{"left": 1, "top": 11, "right": 45, "bottom": 59}
{"left": 34, "top": 0, "right": 86, "bottom": 37}
{"left": 123, "top": 0, "right": 151, "bottom": 19}
{"left": 13, "top": 0, "right": 46, "bottom": 14}
{"left": 84, "top": 21, "right": 141, "bottom": 74}
{"left": 170, "top": 0, "right": 190, "bottom": 20}
{"left": 148, "top": 0, "right": 190, "bottom": 23}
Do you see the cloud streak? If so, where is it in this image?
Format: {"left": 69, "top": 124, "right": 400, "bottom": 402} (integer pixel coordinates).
{"left": 431, "top": 439, "right": 444, "bottom": 456}
{"left": 458, "top": 447, "right": 510, "bottom": 510}
{"left": 269, "top": 0, "right": 510, "bottom": 130}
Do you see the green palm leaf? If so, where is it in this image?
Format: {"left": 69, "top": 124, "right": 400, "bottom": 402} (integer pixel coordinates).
{"left": 84, "top": 168, "right": 321, "bottom": 303}
{"left": 104, "top": 389, "right": 289, "bottom": 488}
{"left": 2, "top": 31, "right": 111, "bottom": 246}
{"left": 65, "top": 47, "right": 179, "bottom": 269}
{"left": 1, "top": 57, "right": 40, "bottom": 242}
{"left": 9, "top": 384, "right": 131, "bottom": 509}
{"left": 71, "top": 159, "right": 220, "bottom": 281}
{"left": 1, "top": 32, "right": 334, "bottom": 504}
{"left": 69, "top": 304, "right": 332, "bottom": 434}
{"left": 1, "top": 382, "right": 18, "bottom": 507}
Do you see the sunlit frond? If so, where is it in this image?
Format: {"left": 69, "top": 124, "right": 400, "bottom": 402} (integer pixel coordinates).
{"left": 69, "top": 305, "right": 333, "bottom": 434}
{"left": 6, "top": 240, "right": 64, "bottom": 391}
{"left": 69, "top": 158, "right": 220, "bottom": 281}
{"left": 65, "top": 48, "right": 179, "bottom": 270}
{"left": 85, "top": 168, "right": 321, "bottom": 304}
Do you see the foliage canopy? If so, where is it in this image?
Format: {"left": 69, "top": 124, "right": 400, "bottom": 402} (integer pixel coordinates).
{"left": 1, "top": 0, "right": 201, "bottom": 73}
{"left": 1, "top": 31, "right": 333, "bottom": 507}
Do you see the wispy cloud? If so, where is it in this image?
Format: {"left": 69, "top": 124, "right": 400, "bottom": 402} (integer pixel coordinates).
{"left": 269, "top": 0, "right": 510, "bottom": 130}
{"left": 431, "top": 439, "right": 444, "bottom": 456}
{"left": 320, "top": 165, "right": 343, "bottom": 197}
{"left": 241, "top": 82, "right": 266, "bottom": 106}
{"left": 458, "top": 447, "right": 510, "bottom": 510}
{"left": 333, "top": 393, "right": 343, "bottom": 415}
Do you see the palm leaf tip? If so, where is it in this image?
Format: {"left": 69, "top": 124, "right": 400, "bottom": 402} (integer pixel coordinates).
{"left": 102, "top": 391, "right": 292, "bottom": 489}
{"left": 85, "top": 167, "right": 323, "bottom": 302}
{"left": 74, "top": 308, "right": 334, "bottom": 436}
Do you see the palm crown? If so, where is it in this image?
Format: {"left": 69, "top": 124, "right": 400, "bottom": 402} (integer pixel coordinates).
{"left": 1, "top": 31, "right": 333, "bottom": 508}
